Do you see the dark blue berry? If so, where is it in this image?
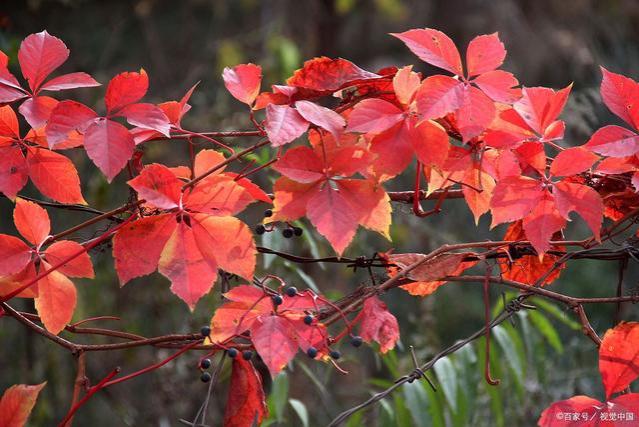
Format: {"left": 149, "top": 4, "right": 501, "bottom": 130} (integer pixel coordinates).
{"left": 282, "top": 228, "right": 294, "bottom": 238}
{"left": 285, "top": 286, "right": 298, "bottom": 297}
{"left": 304, "top": 314, "right": 313, "bottom": 325}
{"left": 307, "top": 347, "right": 318, "bottom": 358}
{"left": 351, "top": 336, "right": 363, "bottom": 347}
{"left": 200, "top": 358, "right": 211, "bottom": 369}
{"left": 242, "top": 350, "right": 253, "bottom": 360}
{"left": 200, "top": 326, "right": 211, "bottom": 337}
{"left": 272, "top": 295, "right": 283, "bottom": 305}
{"left": 264, "top": 209, "right": 273, "bottom": 217}
{"left": 293, "top": 227, "right": 303, "bottom": 236}
{"left": 200, "top": 372, "right": 211, "bottom": 383}
{"left": 254, "top": 224, "right": 266, "bottom": 235}
{"left": 329, "top": 350, "right": 341, "bottom": 360}
{"left": 227, "top": 348, "right": 238, "bottom": 358}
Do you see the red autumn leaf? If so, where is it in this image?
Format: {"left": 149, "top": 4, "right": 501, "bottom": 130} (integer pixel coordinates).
{"left": 158, "top": 221, "right": 219, "bottom": 309}
{"left": 585, "top": 126, "right": 639, "bottom": 158}
{"left": 514, "top": 85, "right": 572, "bottom": 137}
{"left": 0, "top": 31, "right": 99, "bottom": 127}
{"left": 463, "top": 162, "right": 496, "bottom": 224}
{"left": 112, "top": 213, "right": 176, "bottom": 285}
{"left": 599, "top": 322, "right": 639, "bottom": 398}
{"left": 600, "top": 67, "right": 639, "bottom": 129}
{"left": 83, "top": 118, "right": 135, "bottom": 182}
{"left": 358, "top": 296, "right": 399, "bottom": 353}
{"left": 265, "top": 104, "right": 309, "bottom": 146}
{"left": 117, "top": 103, "right": 171, "bottom": 137}
{"left": 127, "top": 163, "right": 183, "bottom": 209}
{"left": 538, "top": 393, "right": 639, "bottom": 426}
{"left": 346, "top": 98, "right": 405, "bottom": 134}
{"left": 223, "top": 63, "right": 262, "bottom": 105}
{"left": 286, "top": 57, "right": 379, "bottom": 93}
{"left": 522, "top": 190, "right": 567, "bottom": 255}
{"left": 0, "top": 263, "right": 38, "bottom": 299}
{"left": 550, "top": 147, "right": 599, "bottom": 177}
{"left": 105, "top": 69, "right": 149, "bottom": 113}
{"left": 0, "top": 145, "right": 29, "bottom": 200}
{"left": 0, "top": 382, "right": 46, "bottom": 427}
{"left": 223, "top": 358, "right": 268, "bottom": 427}
{"left": 0, "top": 235, "right": 31, "bottom": 276}
{"left": 44, "top": 240, "right": 95, "bottom": 279}
{"left": 393, "top": 65, "right": 421, "bottom": 106}
{"left": 553, "top": 180, "right": 603, "bottom": 241}
{"left": 490, "top": 176, "right": 543, "bottom": 226}
{"left": 250, "top": 315, "right": 300, "bottom": 377}
{"left": 394, "top": 29, "right": 520, "bottom": 140}
{"left": 34, "top": 262, "right": 77, "bottom": 335}
{"left": 45, "top": 100, "right": 99, "bottom": 149}
{"left": 499, "top": 221, "right": 564, "bottom": 287}
{"left": 270, "top": 133, "right": 390, "bottom": 255}
{"left": 13, "top": 198, "right": 50, "bottom": 246}
{"left": 26, "top": 146, "right": 86, "bottom": 204}
{"left": 294, "top": 100, "right": 345, "bottom": 139}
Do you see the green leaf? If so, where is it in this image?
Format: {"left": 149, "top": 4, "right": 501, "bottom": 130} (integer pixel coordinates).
{"left": 267, "top": 372, "right": 289, "bottom": 422}
{"left": 477, "top": 337, "right": 504, "bottom": 427}
{"left": 529, "top": 310, "right": 563, "bottom": 353}
{"left": 433, "top": 357, "right": 458, "bottom": 412}
{"left": 532, "top": 297, "right": 581, "bottom": 330}
{"left": 402, "top": 380, "right": 431, "bottom": 427}
{"left": 492, "top": 324, "right": 525, "bottom": 397}
{"left": 289, "top": 399, "right": 309, "bottom": 427}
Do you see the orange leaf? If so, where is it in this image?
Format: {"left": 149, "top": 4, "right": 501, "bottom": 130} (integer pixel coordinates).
{"left": 34, "top": 262, "right": 77, "bottom": 334}
{"left": 13, "top": 197, "right": 50, "bottom": 245}
{"left": 0, "top": 382, "right": 46, "bottom": 427}
{"left": 600, "top": 322, "right": 639, "bottom": 398}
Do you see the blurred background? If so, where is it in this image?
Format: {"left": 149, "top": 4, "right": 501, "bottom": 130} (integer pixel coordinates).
{"left": 1, "top": 0, "right": 638, "bottom": 425}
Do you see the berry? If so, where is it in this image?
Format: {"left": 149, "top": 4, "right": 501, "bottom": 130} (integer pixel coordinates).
{"left": 254, "top": 224, "right": 266, "bottom": 235}
{"left": 293, "top": 227, "right": 303, "bottom": 237}
{"left": 272, "top": 295, "right": 283, "bottom": 305}
{"left": 200, "top": 372, "right": 211, "bottom": 383}
{"left": 200, "top": 358, "right": 211, "bottom": 369}
{"left": 351, "top": 336, "right": 363, "bottom": 348}
{"left": 329, "top": 350, "right": 341, "bottom": 360}
{"left": 227, "top": 348, "right": 238, "bottom": 358}
{"left": 263, "top": 209, "right": 273, "bottom": 218}
{"left": 282, "top": 228, "right": 294, "bottom": 238}
{"left": 285, "top": 286, "right": 298, "bottom": 297}
{"left": 200, "top": 325, "right": 211, "bottom": 337}
{"left": 242, "top": 350, "right": 253, "bottom": 360}
{"left": 303, "top": 314, "right": 313, "bottom": 325}
{"left": 306, "top": 347, "right": 318, "bottom": 358}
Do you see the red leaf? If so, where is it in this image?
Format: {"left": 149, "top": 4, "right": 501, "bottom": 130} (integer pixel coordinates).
{"left": 105, "top": 69, "right": 148, "bottom": 113}
{"left": 0, "top": 382, "right": 46, "bottom": 427}
{"left": 45, "top": 100, "right": 98, "bottom": 149}
{"left": 466, "top": 33, "right": 506, "bottom": 77}
{"left": 26, "top": 147, "right": 86, "bottom": 204}
{"left": 455, "top": 84, "right": 496, "bottom": 141}
{"left": 0, "top": 263, "right": 38, "bottom": 299}
{"left": 250, "top": 315, "right": 299, "bottom": 377}
{"left": 13, "top": 197, "right": 50, "bottom": 245}
{"left": 270, "top": 178, "right": 319, "bottom": 221}
{"left": 0, "top": 146, "right": 28, "bottom": 199}
{"left": 367, "top": 123, "right": 415, "bottom": 182}
{"left": 223, "top": 63, "right": 262, "bottom": 105}
{"left": 522, "top": 191, "right": 566, "bottom": 255}
{"left": 585, "top": 125, "right": 639, "bottom": 158}
{"left": 273, "top": 146, "right": 325, "bottom": 183}
{"left": 346, "top": 98, "right": 404, "bottom": 134}
{"left": 44, "top": 240, "right": 94, "bottom": 279}
{"left": 415, "top": 75, "right": 462, "bottom": 120}
{"left": 499, "top": 221, "right": 564, "bottom": 287}
{"left": 550, "top": 147, "right": 598, "bottom": 177}
{"left": 286, "top": 57, "right": 379, "bottom": 92}
{"left": 554, "top": 181, "right": 603, "bottom": 241}
{"left": 191, "top": 214, "right": 256, "bottom": 281}
{"left": 514, "top": 85, "right": 572, "bottom": 136}
{"left": 158, "top": 221, "right": 218, "bottom": 309}
{"left": 128, "top": 164, "right": 183, "bottom": 209}
{"left": 358, "top": 296, "right": 399, "bottom": 353}
{"left": 113, "top": 213, "right": 176, "bottom": 285}
{"left": 117, "top": 103, "right": 171, "bottom": 136}
{"left": 223, "top": 173, "right": 273, "bottom": 204}
{"left": 473, "top": 70, "right": 521, "bottom": 103}
{"left": 84, "top": 118, "right": 135, "bottom": 182}
{"left": 185, "top": 175, "right": 256, "bottom": 215}
{"left": 18, "top": 30, "right": 69, "bottom": 92}
{"left": 34, "top": 262, "right": 77, "bottom": 335}
{"left": 463, "top": 163, "right": 496, "bottom": 224}
{"left": 0, "top": 105, "right": 20, "bottom": 138}
{"left": 600, "top": 67, "right": 639, "bottom": 129}
{"left": 306, "top": 184, "right": 359, "bottom": 255}
{"left": 490, "top": 176, "right": 543, "bottom": 226}
{"left": 40, "top": 72, "right": 100, "bottom": 91}
{"left": 265, "top": 104, "right": 309, "bottom": 147}
{"left": 392, "top": 28, "right": 463, "bottom": 76}
{"left": 223, "top": 358, "right": 268, "bottom": 427}
{"left": 0, "top": 234, "right": 31, "bottom": 276}
{"left": 18, "top": 95, "right": 58, "bottom": 128}
{"left": 295, "top": 100, "right": 345, "bottom": 139}
{"left": 599, "top": 322, "right": 639, "bottom": 398}
{"left": 393, "top": 65, "right": 421, "bottom": 106}
{"left": 538, "top": 393, "right": 639, "bottom": 426}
